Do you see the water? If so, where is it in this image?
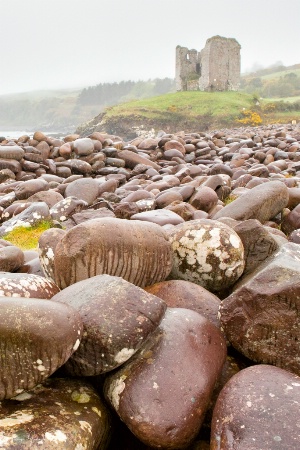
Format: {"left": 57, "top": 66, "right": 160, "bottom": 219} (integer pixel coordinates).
{"left": 0, "top": 130, "right": 70, "bottom": 140}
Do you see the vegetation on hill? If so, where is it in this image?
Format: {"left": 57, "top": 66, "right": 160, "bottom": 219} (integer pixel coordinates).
{"left": 241, "top": 64, "right": 300, "bottom": 98}
{"left": 77, "top": 90, "right": 300, "bottom": 139}
{"left": 0, "top": 79, "right": 175, "bottom": 132}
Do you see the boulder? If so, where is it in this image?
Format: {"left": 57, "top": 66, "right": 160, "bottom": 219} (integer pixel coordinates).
{"left": 104, "top": 308, "right": 226, "bottom": 449}
{"left": 52, "top": 275, "right": 166, "bottom": 376}
{"left": 211, "top": 365, "right": 300, "bottom": 450}
{"left": 0, "top": 297, "right": 82, "bottom": 399}
{"left": 53, "top": 217, "right": 172, "bottom": 289}
{"left": 168, "top": 219, "right": 245, "bottom": 292}
{"left": 220, "top": 243, "right": 300, "bottom": 375}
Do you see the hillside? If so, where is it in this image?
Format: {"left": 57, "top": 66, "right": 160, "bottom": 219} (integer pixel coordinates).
{"left": 76, "top": 91, "right": 300, "bottom": 139}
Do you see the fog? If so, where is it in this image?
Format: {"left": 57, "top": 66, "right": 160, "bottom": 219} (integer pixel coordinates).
{"left": 0, "top": 0, "right": 299, "bottom": 94}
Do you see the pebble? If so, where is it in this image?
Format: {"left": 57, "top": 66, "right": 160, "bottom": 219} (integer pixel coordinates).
{"left": 0, "top": 123, "right": 299, "bottom": 448}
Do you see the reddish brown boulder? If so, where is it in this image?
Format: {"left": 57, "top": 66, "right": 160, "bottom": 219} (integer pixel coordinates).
{"left": 189, "top": 186, "right": 218, "bottom": 213}
{"left": 0, "top": 272, "right": 59, "bottom": 298}
{"left": 52, "top": 275, "right": 166, "bottom": 376}
{"left": 145, "top": 279, "right": 221, "bottom": 329}
{"left": 211, "top": 365, "right": 300, "bottom": 450}
{"left": 38, "top": 228, "right": 66, "bottom": 281}
{"left": 104, "top": 308, "right": 226, "bottom": 449}
{"left": 220, "top": 242, "right": 300, "bottom": 375}
{"left": 54, "top": 217, "right": 172, "bottom": 289}
{"left": 64, "top": 178, "right": 100, "bottom": 205}
{"left": 0, "top": 297, "right": 82, "bottom": 399}
{"left": 0, "top": 242, "right": 24, "bottom": 272}
{"left": 213, "top": 180, "right": 289, "bottom": 223}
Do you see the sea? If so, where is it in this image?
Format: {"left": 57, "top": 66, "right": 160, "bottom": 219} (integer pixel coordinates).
{"left": 0, "top": 130, "right": 70, "bottom": 140}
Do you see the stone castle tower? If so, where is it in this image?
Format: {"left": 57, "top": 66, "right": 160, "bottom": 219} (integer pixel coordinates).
{"left": 176, "top": 36, "right": 241, "bottom": 92}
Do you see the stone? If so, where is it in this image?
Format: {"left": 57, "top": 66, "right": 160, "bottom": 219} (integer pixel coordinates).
{"left": 0, "top": 145, "right": 25, "bottom": 160}
{"left": 213, "top": 180, "right": 289, "bottom": 223}
{"left": 64, "top": 178, "right": 100, "bottom": 206}
{"left": 189, "top": 186, "right": 219, "bottom": 213}
{"left": 50, "top": 196, "right": 88, "bottom": 222}
{"left": 0, "top": 378, "right": 111, "bottom": 449}
{"left": 220, "top": 243, "right": 300, "bottom": 375}
{"left": 155, "top": 190, "right": 183, "bottom": 208}
{"left": 118, "top": 150, "right": 160, "bottom": 171}
{"left": 54, "top": 217, "right": 172, "bottom": 289}
{"left": 73, "top": 137, "right": 95, "bottom": 156}
{"left": 145, "top": 279, "right": 221, "bottom": 329}
{"left": 14, "top": 178, "right": 49, "bottom": 200}
{"left": 281, "top": 203, "right": 300, "bottom": 235}
{"left": 38, "top": 228, "right": 66, "bottom": 281}
{"left": 0, "top": 202, "right": 51, "bottom": 237}
{"left": 56, "top": 159, "right": 93, "bottom": 175}
{"left": 0, "top": 297, "right": 82, "bottom": 399}
{"left": 52, "top": 275, "right": 166, "bottom": 376}
{"left": 0, "top": 272, "right": 59, "bottom": 298}
{"left": 130, "top": 209, "right": 184, "bottom": 226}
{"left": 233, "top": 219, "right": 281, "bottom": 275}
{"left": 72, "top": 209, "right": 116, "bottom": 225}
{"left": 27, "top": 190, "right": 64, "bottom": 208}
{"left": 168, "top": 219, "right": 245, "bottom": 292}
{"left": 104, "top": 308, "right": 226, "bottom": 449}
{"left": 0, "top": 244, "right": 24, "bottom": 272}
{"left": 211, "top": 365, "right": 300, "bottom": 450}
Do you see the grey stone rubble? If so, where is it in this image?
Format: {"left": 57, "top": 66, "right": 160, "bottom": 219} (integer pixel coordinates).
{"left": 0, "top": 123, "right": 299, "bottom": 448}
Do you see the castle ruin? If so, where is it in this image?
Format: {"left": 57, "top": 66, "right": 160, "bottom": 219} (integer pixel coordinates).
{"left": 176, "top": 36, "right": 241, "bottom": 92}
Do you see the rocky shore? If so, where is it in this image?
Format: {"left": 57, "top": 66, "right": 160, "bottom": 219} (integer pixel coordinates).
{"left": 0, "top": 123, "right": 299, "bottom": 449}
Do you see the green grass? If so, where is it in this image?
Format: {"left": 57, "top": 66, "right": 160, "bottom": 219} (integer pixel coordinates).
{"left": 3, "top": 221, "right": 53, "bottom": 250}
{"left": 104, "top": 91, "right": 254, "bottom": 119}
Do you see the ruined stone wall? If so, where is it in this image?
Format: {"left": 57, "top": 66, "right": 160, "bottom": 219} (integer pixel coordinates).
{"left": 175, "top": 46, "right": 200, "bottom": 91}
{"left": 176, "top": 36, "right": 241, "bottom": 92}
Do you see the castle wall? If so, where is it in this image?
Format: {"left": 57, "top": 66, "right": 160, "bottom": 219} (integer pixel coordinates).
{"left": 176, "top": 36, "right": 241, "bottom": 92}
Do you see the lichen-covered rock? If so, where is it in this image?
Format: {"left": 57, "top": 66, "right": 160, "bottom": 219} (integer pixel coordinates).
{"left": 168, "top": 219, "right": 244, "bottom": 292}
{"left": 0, "top": 297, "right": 83, "bottom": 399}
{"left": 220, "top": 242, "right": 300, "bottom": 375}
{"left": 50, "top": 196, "right": 88, "bottom": 222}
{"left": 211, "top": 365, "right": 300, "bottom": 450}
{"left": 104, "top": 308, "right": 226, "bottom": 449}
{"left": 54, "top": 217, "right": 172, "bottom": 289}
{"left": 0, "top": 272, "right": 59, "bottom": 298}
{"left": 52, "top": 275, "right": 166, "bottom": 376}
{"left": 38, "top": 228, "right": 66, "bottom": 281}
{"left": 0, "top": 202, "right": 51, "bottom": 237}
{"left": 145, "top": 279, "right": 221, "bottom": 329}
{"left": 0, "top": 378, "right": 111, "bottom": 449}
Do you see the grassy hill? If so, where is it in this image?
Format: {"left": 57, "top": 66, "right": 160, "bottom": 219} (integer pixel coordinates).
{"left": 76, "top": 91, "right": 300, "bottom": 138}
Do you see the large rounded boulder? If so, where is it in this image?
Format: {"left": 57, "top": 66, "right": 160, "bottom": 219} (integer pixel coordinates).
{"left": 53, "top": 217, "right": 172, "bottom": 289}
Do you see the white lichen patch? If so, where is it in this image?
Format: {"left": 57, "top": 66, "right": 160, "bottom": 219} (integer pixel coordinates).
{"left": 13, "top": 392, "right": 33, "bottom": 401}
{"left": 73, "top": 339, "right": 81, "bottom": 351}
{"left": 0, "top": 411, "right": 34, "bottom": 427}
{"left": 107, "top": 375, "right": 127, "bottom": 410}
{"left": 46, "top": 248, "right": 54, "bottom": 259}
{"left": 79, "top": 421, "right": 92, "bottom": 433}
{"left": 114, "top": 348, "right": 135, "bottom": 364}
{"left": 229, "top": 233, "right": 241, "bottom": 249}
{"left": 92, "top": 407, "right": 102, "bottom": 417}
{"left": 45, "top": 430, "right": 67, "bottom": 443}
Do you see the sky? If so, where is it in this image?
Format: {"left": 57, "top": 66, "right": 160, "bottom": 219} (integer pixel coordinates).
{"left": 0, "top": 0, "right": 299, "bottom": 95}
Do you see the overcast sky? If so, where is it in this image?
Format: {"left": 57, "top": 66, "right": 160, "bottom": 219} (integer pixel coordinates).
{"left": 0, "top": 0, "right": 299, "bottom": 95}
